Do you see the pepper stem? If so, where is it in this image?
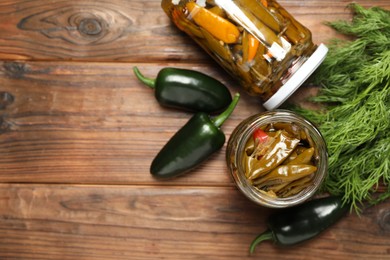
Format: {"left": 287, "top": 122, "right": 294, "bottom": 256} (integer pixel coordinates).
{"left": 249, "top": 230, "right": 274, "bottom": 254}
{"left": 133, "top": 66, "right": 156, "bottom": 89}
{"left": 212, "top": 93, "right": 240, "bottom": 128}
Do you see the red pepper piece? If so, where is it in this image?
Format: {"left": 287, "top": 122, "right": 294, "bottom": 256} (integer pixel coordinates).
{"left": 253, "top": 128, "right": 269, "bottom": 143}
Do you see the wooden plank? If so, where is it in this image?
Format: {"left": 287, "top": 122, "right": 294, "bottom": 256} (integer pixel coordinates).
{"left": 0, "top": 0, "right": 203, "bottom": 61}
{"left": 0, "top": 61, "right": 266, "bottom": 185}
{"left": 1, "top": 1, "right": 389, "bottom": 259}
{"left": 0, "top": 0, "right": 388, "bottom": 61}
{"left": 0, "top": 184, "right": 389, "bottom": 260}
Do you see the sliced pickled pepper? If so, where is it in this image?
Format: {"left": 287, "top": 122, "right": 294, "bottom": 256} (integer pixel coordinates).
{"left": 280, "top": 177, "right": 313, "bottom": 197}
{"left": 287, "top": 147, "right": 314, "bottom": 165}
{"left": 171, "top": 7, "right": 204, "bottom": 39}
{"left": 260, "top": 0, "right": 268, "bottom": 8}
{"left": 208, "top": 6, "right": 226, "bottom": 17}
{"left": 254, "top": 164, "right": 317, "bottom": 187}
{"left": 186, "top": 2, "right": 240, "bottom": 44}
{"left": 266, "top": 174, "right": 313, "bottom": 195}
{"left": 244, "top": 33, "right": 260, "bottom": 62}
{"left": 278, "top": 175, "right": 313, "bottom": 195}
{"left": 282, "top": 150, "right": 298, "bottom": 164}
{"left": 244, "top": 137, "right": 255, "bottom": 155}
{"left": 277, "top": 8, "right": 312, "bottom": 47}
{"left": 273, "top": 122, "right": 302, "bottom": 138}
{"left": 236, "top": 7, "right": 282, "bottom": 48}
{"left": 243, "top": 154, "right": 257, "bottom": 178}
{"left": 248, "top": 130, "right": 300, "bottom": 180}
{"left": 199, "top": 27, "right": 234, "bottom": 62}
{"left": 236, "top": 0, "right": 281, "bottom": 32}
{"left": 265, "top": 180, "right": 290, "bottom": 194}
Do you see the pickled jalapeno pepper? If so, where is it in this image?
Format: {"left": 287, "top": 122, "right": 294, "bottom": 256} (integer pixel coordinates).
{"left": 243, "top": 121, "right": 318, "bottom": 198}
{"left": 162, "top": 0, "right": 327, "bottom": 110}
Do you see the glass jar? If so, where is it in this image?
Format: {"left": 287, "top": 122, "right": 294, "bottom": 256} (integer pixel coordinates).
{"left": 161, "top": 0, "right": 328, "bottom": 110}
{"left": 226, "top": 110, "right": 328, "bottom": 208}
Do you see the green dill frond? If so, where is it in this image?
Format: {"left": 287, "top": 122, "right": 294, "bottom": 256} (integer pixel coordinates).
{"left": 324, "top": 135, "right": 390, "bottom": 212}
{"left": 358, "top": 50, "right": 390, "bottom": 85}
{"left": 328, "top": 3, "right": 390, "bottom": 38}
{"left": 310, "top": 39, "right": 370, "bottom": 104}
{"left": 290, "top": 4, "right": 390, "bottom": 213}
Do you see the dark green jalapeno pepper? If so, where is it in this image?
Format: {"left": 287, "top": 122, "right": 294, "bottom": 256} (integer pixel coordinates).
{"left": 249, "top": 196, "right": 349, "bottom": 254}
{"left": 133, "top": 66, "right": 232, "bottom": 113}
{"left": 151, "top": 93, "right": 240, "bottom": 179}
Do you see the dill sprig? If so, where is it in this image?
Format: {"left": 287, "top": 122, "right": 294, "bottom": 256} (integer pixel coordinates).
{"left": 326, "top": 134, "right": 390, "bottom": 212}
{"left": 287, "top": 4, "right": 390, "bottom": 212}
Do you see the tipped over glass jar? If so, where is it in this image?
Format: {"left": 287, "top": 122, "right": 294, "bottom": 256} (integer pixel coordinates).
{"left": 161, "top": 0, "right": 328, "bottom": 110}
{"left": 226, "top": 110, "right": 328, "bottom": 208}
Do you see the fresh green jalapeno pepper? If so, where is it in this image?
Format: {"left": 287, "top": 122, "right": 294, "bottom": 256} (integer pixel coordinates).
{"left": 249, "top": 196, "right": 349, "bottom": 254}
{"left": 151, "top": 93, "right": 240, "bottom": 179}
{"left": 133, "top": 66, "right": 232, "bottom": 113}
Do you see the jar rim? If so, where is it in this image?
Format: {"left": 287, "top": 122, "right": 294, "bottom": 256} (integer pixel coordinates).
{"left": 263, "top": 44, "right": 328, "bottom": 110}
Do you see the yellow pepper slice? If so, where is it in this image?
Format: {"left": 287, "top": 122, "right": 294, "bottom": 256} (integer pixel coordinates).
{"left": 186, "top": 2, "right": 240, "bottom": 44}
{"left": 247, "top": 34, "right": 260, "bottom": 62}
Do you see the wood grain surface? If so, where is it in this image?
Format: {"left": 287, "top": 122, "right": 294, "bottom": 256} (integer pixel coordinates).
{"left": 0, "top": 61, "right": 263, "bottom": 185}
{"left": 0, "top": 0, "right": 390, "bottom": 259}
{"left": 0, "top": 184, "right": 389, "bottom": 260}
{"left": 0, "top": 0, "right": 388, "bottom": 61}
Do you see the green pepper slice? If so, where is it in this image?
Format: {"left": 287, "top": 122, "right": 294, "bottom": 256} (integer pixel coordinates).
{"left": 236, "top": 0, "right": 281, "bottom": 32}
{"left": 253, "top": 164, "right": 317, "bottom": 187}
{"left": 248, "top": 130, "right": 300, "bottom": 180}
{"left": 287, "top": 147, "right": 314, "bottom": 165}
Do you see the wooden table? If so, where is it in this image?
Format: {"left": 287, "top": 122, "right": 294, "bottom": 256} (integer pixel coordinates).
{"left": 1, "top": 1, "right": 389, "bottom": 259}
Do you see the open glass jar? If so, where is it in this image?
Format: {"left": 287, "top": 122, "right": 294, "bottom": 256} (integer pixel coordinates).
{"left": 226, "top": 110, "right": 328, "bottom": 208}
{"left": 161, "top": 0, "right": 328, "bottom": 110}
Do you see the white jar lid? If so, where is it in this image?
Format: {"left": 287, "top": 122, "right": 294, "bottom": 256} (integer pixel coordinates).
{"left": 263, "top": 43, "right": 328, "bottom": 111}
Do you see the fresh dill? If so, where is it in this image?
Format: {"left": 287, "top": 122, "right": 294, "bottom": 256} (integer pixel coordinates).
{"left": 287, "top": 4, "right": 390, "bottom": 213}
